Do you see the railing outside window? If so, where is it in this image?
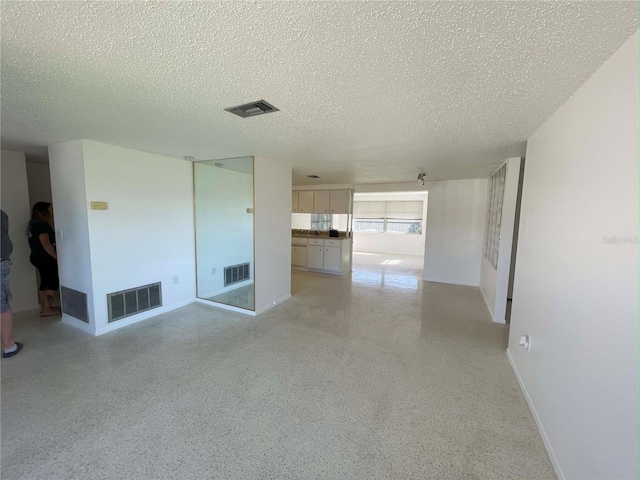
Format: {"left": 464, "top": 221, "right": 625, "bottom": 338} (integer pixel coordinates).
{"left": 352, "top": 201, "right": 423, "bottom": 234}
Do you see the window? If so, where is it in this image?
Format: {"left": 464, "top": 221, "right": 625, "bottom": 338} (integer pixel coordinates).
{"left": 310, "top": 214, "right": 332, "bottom": 231}
{"left": 353, "top": 201, "right": 423, "bottom": 234}
{"left": 483, "top": 164, "right": 506, "bottom": 269}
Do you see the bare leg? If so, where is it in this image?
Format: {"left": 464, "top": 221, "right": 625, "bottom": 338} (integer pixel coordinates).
{"left": 41, "top": 290, "right": 60, "bottom": 316}
{"left": 1, "top": 309, "right": 16, "bottom": 349}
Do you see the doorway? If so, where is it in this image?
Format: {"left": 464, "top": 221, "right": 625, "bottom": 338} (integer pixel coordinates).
{"left": 351, "top": 191, "right": 428, "bottom": 277}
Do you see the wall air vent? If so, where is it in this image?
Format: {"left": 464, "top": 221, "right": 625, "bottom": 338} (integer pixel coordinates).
{"left": 61, "top": 286, "right": 89, "bottom": 323}
{"left": 224, "top": 100, "right": 279, "bottom": 118}
{"left": 107, "top": 282, "right": 162, "bottom": 323}
{"left": 307, "top": 175, "right": 321, "bottom": 179}
{"left": 224, "top": 263, "right": 251, "bottom": 287}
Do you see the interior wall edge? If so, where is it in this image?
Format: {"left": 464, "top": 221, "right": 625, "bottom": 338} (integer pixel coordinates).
{"left": 506, "top": 348, "right": 565, "bottom": 480}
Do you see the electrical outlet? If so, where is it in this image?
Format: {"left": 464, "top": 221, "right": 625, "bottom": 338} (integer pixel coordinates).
{"left": 172, "top": 275, "right": 179, "bottom": 284}
{"left": 211, "top": 267, "right": 216, "bottom": 275}
{"left": 519, "top": 334, "right": 532, "bottom": 351}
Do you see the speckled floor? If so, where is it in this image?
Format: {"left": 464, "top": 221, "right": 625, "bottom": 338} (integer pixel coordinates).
{"left": 1, "top": 257, "right": 555, "bottom": 479}
{"left": 205, "top": 283, "right": 255, "bottom": 311}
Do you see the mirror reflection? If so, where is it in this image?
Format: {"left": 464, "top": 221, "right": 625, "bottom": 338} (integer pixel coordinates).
{"left": 194, "top": 157, "right": 254, "bottom": 311}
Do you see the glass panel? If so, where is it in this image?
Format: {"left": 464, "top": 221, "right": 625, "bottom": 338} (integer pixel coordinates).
{"left": 483, "top": 164, "right": 506, "bottom": 269}
{"left": 385, "top": 219, "right": 422, "bottom": 234}
{"left": 310, "top": 213, "right": 331, "bottom": 231}
{"left": 194, "top": 157, "right": 255, "bottom": 311}
{"left": 353, "top": 218, "right": 384, "bottom": 232}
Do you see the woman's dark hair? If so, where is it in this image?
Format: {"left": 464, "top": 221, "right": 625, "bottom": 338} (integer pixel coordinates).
{"left": 31, "top": 202, "right": 53, "bottom": 224}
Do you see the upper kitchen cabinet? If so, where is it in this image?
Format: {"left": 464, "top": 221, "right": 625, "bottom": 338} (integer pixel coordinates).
{"left": 313, "top": 190, "right": 330, "bottom": 214}
{"left": 299, "top": 190, "right": 314, "bottom": 213}
{"left": 330, "top": 190, "right": 350, "bottom": 214}
{"left": 292, "top": 190, "right": 313, "bottom": 213}
{"left": 292, "top": 188, "right": 353, "bottom": 214}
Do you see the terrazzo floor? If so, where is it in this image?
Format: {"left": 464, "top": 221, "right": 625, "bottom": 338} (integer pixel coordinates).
{"left": 205, "top": 283, "right": 255, "bottom": 311}
{"left": 1, "top": 254, "right": 555, "bottom": 479}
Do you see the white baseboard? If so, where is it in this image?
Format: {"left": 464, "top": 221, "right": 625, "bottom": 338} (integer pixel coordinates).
{"left": 422, "top": 277, "right": 478, "bottom": 287}
{"left": 199, "top": 280, "right": 254, "bottom": 300}
{"left": 94, "top": 298, "right": 196, "bottom": 336}
{"left": 506, "top": 348, "right": 565, "bottom": 480}
{"left": 195, "top": 298, "right": 256, "bottom": 316}
{"left": 196, "top": 293, "right": 292, "bottom": 316}
{"left": 255, "top": 294, "right": 292, "bottom": 315}
{"left": 61, "top": 315, "right": 95, "bottom": 335}
{"left": 479, "top": 287, "right": 498, "bottom": 323}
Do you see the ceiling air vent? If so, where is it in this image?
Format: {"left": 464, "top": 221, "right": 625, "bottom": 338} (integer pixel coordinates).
{"left": 224, "top": 100, "right": 279, "bottom": 118}
{"left": 307, "top": 175, "right": 321, "bottom": 179}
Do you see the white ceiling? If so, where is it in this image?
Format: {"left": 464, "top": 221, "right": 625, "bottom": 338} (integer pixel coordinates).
{"left": 1, "top": 2, "right": 637, "bottom": 185}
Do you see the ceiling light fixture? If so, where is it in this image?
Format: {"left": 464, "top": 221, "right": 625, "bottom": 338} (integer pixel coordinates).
{"left": 417, "top": 173, "right": 426, "bottom": 186}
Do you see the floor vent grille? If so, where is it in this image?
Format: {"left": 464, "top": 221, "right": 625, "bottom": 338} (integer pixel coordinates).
{"left": 61, "top": 286, "right": 89, "bottom": 323}
{"left": 108, "top": 282, "right": 162, "bottom": 323}
{"left": 224, "top": 263, "right": 250, "bottom": 287}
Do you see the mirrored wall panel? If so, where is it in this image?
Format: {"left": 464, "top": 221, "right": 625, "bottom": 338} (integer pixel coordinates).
{"left": 194, "top": 157, "right": 254, "bottom": 311}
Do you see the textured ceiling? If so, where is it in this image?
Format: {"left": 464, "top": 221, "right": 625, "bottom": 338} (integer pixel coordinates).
{"left": 1, "top": 1, "right": 637, "bottom": 184}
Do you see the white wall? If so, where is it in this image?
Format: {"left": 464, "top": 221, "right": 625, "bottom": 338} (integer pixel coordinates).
{"left": 194, "top": 162, "right": 254, "bottom": 298}
{"left": 254, "top": 156, "right": 291, "bottom": 314}
{"left": 50, "top": 140, "right": 196, "bottom": 335}
{"left": 26, "top": 161, "right": 53, "bottom": 207}
{"left": 82, "top": 141, "right": 196, "bottom": 335}
{"left": 0, "top": 150, "right": 39, "bottom": 312}
{"left": 508, "top": 32, "right": 638, "bottom": 480}
{"left": 423, "top": 179, "right": 487, "bottom": 286}
{"left": 480, "top": 157, "right": 521, "bottom": 323}
{"left": 356, "top": 182, "right": 428, "bottom": 194}
{"left": 49, "top": 140, "right": 95, "bottom": 333}
{"left": 352, "top": 191, "right": 428, "bottom": 256}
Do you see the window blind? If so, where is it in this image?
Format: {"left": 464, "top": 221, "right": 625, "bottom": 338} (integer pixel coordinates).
{"left": 353, "top": 201, "right": 423, "bottom": 220}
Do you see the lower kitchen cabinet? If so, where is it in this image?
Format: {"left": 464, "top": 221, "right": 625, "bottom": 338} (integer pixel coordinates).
{"left": 323, "top": 246, "right": 341, "bottom": 272}
{"left": 291, "top": 245, "right": 307, "bottom": 267}
{"left": 291, "top": 236, "right": 352, "bottom": 275}
{"left": 306, "top": 245, "right": 324, "bottom": 270}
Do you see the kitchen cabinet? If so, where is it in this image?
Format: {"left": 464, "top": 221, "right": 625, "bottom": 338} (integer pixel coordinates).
{"left": 323, "top": 246, "right": 341, "bottom": 272}
{"left": 298, "top": 191, "right": 314, "bottom": 213}
{"left": 290, "top": 236, "right": 351, "bottom": 275}
{"left": 313, "top": 190, "right": 330, "bottom": 214}
{"left": 292, "top": 189, "right": 352, "bottom": 214}
{"left": 329, "top": 190, "right": 350, "bottom": 214}
{"left": 306, "top": 245, "right": 324, "bottom": 269}
{"left": 292, "top": 191, "right": 314, "bottom": 213}
{"left": 291, "top": 245, "right": 307, "bottom": 266}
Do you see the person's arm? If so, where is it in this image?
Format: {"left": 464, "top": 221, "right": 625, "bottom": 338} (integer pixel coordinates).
{"left": 38, "top": 233, "right": 57, "bottom": 260}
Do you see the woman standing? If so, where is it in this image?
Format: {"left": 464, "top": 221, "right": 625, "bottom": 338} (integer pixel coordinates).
{"left": 28, "top": 202, "right": 60, "bottom": 317}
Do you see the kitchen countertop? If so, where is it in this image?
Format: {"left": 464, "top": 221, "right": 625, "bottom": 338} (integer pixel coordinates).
{"left": 291, "top": 231, "right": 351, "bottom": 239}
